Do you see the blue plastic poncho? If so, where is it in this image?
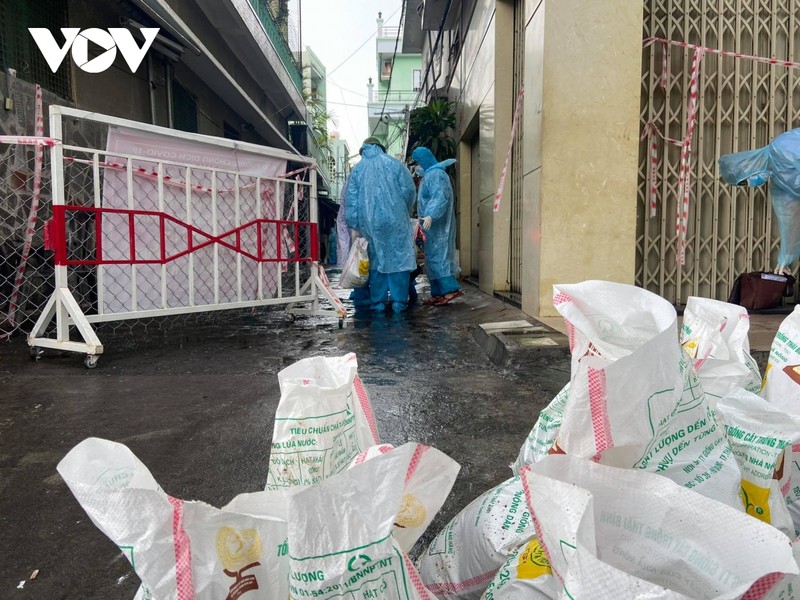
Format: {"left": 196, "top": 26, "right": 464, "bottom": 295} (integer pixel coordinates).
{"left": 412, "top": 147, "right": 460, "bottom": 280}
{"left": 719, "top": 128, "right": 800, "bottom": 268}
{"left": 345, "top": 144, "right": 416, "bottom": 273}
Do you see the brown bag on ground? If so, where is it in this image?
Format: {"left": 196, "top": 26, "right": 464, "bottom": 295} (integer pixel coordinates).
{"left": 728, "top": 271, "right": 796, "bottom": 311}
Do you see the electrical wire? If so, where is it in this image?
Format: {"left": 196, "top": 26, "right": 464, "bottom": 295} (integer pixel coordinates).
{"left": 326, "top": 5, "right": 401, "bottom": 77}
{"left": 402, "top": 0, "right": 455, "bottom": 159}
{"left": 370, "top": 1, "right": 406, "bottom": 137}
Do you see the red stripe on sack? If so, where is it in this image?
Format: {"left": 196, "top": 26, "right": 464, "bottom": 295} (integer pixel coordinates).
{"left": 740, "top": 572, "right": 785, "bottom": 599}
{"left": 552, "top": 291, "right": 573, "bottom": 306}
{"left": 405, "top": 445, "right": 430, "bottom": 485}
{"left": 520, "top": 464, "right": 560, "bottom": 584}
{"left": 167, "top": 497, "right": 196, "bottom": 600}
{"left": 403, "top": 554, "right": 435, "bottom": 599}
{"left": 587, "top": 367, "right": 612, "bottom": 455}
{"left": 353, "top": 375, "right": 380, "bottom": 444}
{"left": 425, "top": 568, "right": 499, "bottom": 595}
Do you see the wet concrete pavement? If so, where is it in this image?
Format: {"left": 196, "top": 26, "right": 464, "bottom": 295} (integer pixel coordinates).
{"left": 0, "top": 276, "right": 569, "bottom": 599}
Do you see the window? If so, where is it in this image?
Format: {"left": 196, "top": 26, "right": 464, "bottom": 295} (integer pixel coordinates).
{"left": 381, "top": 59, "right": 392, "bottom": 80}
{"left": 0, "top": 0, "right": 71, "bottom": 99}
{"left": 171, "top": 80, "right": 198, "bottom": 133}
{"left": 223, "top": 121, "right": 241, "bottom": 140}
{"left": 412, "top": 69, "right": 422, "bottom": 92}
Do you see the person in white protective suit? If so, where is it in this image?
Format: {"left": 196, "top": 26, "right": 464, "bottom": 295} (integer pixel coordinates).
{"left": 345, "top": 137, "right": 417, "bottom": 313}
{"left": 411, "top": 146, "right": 462, "bottom": 305}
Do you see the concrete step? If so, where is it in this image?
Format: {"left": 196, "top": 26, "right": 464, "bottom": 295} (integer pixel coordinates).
{"left": 473, "top": 319, "right": 570, "bottom": 369}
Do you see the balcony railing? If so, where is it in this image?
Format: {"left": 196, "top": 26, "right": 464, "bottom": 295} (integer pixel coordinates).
{"left": 247, "top": 0, "right": 303, "bottom": 92}
{"left": 370, "top": 89, "right": 418, "bottom": 104}
{"left": 379, "top": 26, "right": 401, "bottom": 38}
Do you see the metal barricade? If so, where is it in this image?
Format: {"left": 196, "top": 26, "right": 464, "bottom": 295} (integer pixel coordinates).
{"left": 28, "top": 106, "right": 345, "bottom": 368}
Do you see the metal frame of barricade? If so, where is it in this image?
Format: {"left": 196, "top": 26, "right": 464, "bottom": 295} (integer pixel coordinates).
{"left": 28, "top": 106, "right": 345, "bottom": 368}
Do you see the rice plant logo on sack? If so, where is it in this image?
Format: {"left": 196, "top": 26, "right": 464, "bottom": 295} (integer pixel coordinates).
{"left": 216, "top": 526, "right": 263, "bottom": 600}
{"left": 395, "top": 493, "right": 426, "bottom": 529}
{"left": 29, "top": 28, "right": 159, "bottom": 74}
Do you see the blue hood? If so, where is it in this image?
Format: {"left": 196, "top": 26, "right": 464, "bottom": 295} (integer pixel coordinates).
{"left": 412, "top": 146, "right": 456, "bottom": 174}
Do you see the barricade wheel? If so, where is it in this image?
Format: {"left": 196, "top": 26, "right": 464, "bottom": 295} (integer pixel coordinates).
{"left": 30, "top": 347, "right": 43, "bottom": 361}
{"left": 84, "top": 355, "right": 99, "bottom": 369}
{"left": 338, "top": 319, "right": 344, "bottom": 329}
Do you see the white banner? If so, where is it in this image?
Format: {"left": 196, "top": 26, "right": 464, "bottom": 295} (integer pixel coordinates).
{"left": 101, "top": 127, "right": 288, "bottom": 314}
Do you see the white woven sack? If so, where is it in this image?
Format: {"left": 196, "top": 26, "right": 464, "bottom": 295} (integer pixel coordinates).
{"left": 287, "top": 442, "right": 458, "bottom": 600}
{"left": 762, "top": 304, "right": 800, "bottom": 415}
{"left": 416, "top": 476, "right": 536, "bottom": 600}
{"left": 348, "top": 443, "right": 461, "bottom": 553}
{"left": 58, "top": 437, "right": 291, "bottom": 600}
{"left": 680, "top": 296, "right": 761, "bottom": 401}
{"left": 716, "top": 389, "right": 798, "bottom": 536}
{"left": 512, "top": 384, "right": 568, "bottom": 474}
{"left": 479, "top": 537, "right": 557, "bottom": 600}
{"left": 266, "top": 353, "right": 379, "bottom": 490}
{"left": 756, "top": 540, "right": 800, "bottom": 599}
{"left": 522, "top": 455, "right": 798, "bottom": 599}
{"left": 552, "top": 281, "right": 742, "bottom": 508}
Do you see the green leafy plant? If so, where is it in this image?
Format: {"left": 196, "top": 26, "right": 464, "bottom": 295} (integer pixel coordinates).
{"left": 408, "top": 98, "right": 456, "bottom": 162}
{"left": 305, "top": 93, "right": 336, "bottom": 152}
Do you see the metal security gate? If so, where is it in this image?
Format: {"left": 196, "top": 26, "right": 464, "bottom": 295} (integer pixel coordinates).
{"left": 508, "top": 0, "right": 526, "bottom": 296}
{"left": 28, "top": 106, "right": 344, "bottom": 367}
{"left": 637, "top": 0, "right": 800, "bottom": 305}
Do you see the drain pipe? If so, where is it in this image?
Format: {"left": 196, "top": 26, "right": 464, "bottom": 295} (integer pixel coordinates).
{"left": 165, "top": 60, "right": 174, "bottom": 128}
{"left": 147, "top": 53, "right": 157, "bottom": 124}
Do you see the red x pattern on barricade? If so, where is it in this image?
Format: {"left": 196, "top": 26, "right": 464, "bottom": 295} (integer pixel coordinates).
{"left": 46, "top": 205, "right": 318, "bottom": 267}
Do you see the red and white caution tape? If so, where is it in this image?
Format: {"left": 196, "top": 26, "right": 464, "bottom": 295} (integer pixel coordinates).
{"left": 4, "top": 85, "right": 46, "bottom": 335}
{"left": 675, "top": 48, "right": 704, "bottom": 266}
{"left": 643, "top": 37, "right": 800, "bottom": 267}
{"left": 640, "top": 122, "right": 659, "bottom": 217}
{"left": 0, "top": 135, "right": 59, "bottom": 146}
{"left": 660, "top": 42, "right": 669, "bottom": 88}
{"left": 645, "top": 37, "right": 800, "bottom": 70}
{"left": 493, "top": 84, "right": 525, "bottom": 213}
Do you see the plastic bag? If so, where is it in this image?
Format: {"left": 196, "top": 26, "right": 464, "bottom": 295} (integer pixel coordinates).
{"left": 680, "top": 296, "right": 761, "bottom": 401}
{"left": 522, "top": 454, "right": 798, "bottom": 599}
{"left": 416, "top": 476, "right": 536, "bottom": 600}
{"left": 551, "top": 281, "right": 742, "bottom": 508}
{"left": 715, "top": 389, "right": 797, "bottom": 535}
{"left": 266, "top": 353, "right": 380, "bottom": 490}
{"left": 58, "top": 437, "right": 292, "bottom": 600}
{"left": 339, "top": 237, "right": 369, "bottom": 289}
{"left": 287, "top": 442, "right": 458, "bottom": 600}
{"left": 512, "top": 384, "right": 568, "bottom": 474}
{"left": 719, "top": 128, "right": 800, "bottom": 268}
{"left": 479, "top": 538, "right": 557, "bottom": 600}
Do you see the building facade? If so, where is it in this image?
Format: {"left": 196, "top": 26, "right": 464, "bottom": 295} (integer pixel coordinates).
{"left": 367, "top": 13, "right": 422, "bottom": 160}
{"left": 409, "top": 0, "right": 642, "bottom": 317}
{"left": 410, "top": 1, "right": 800, "bottom": 316}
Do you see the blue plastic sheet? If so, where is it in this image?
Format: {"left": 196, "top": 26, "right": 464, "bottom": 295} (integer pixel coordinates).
{"left": 719, "top": 128, "right": 800, "bottom": 267}
{"left": 412, "top": 147, "right": 460, "bottom": 281}
{"left": 345, "top": 144, "right": 416, "bottom": 274}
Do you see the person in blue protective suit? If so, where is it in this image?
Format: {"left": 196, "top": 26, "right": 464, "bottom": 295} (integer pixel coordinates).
{"left": 411, "top": 146, "right": 463, "bottom": 305}
{"left": 345, "top": 137, "right": 417, "bottom": 313}
{"left": 719, "top": 128, "right": 800, "bottom": 274}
